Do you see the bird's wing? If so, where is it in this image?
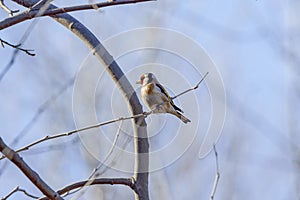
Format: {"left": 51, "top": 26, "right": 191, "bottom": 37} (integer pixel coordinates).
{"left": 155, "top": 83, "right": 183, "bottom": 113}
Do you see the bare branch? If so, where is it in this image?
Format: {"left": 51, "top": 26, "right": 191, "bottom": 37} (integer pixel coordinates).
{"left": 7, "top": 1, "right": 152, "bottom": 198}
{"left": 0, "top": 138, "right": 63, "bottom": 200}
{"left": 68, "top": 121, "right": 125, "bottom": 199}
{"left": 95, "top": 133, "right": 132, "bottom": 175}
{"left": 0, "top": 38, "right": 35, "bottom": 56}
{"left": 1, "top": 186, "right": 39, "bottom": 199}
{"left": 210, "top": 144, "right": 220, "bottom": 200}
{"left": 93, "top": 121, "right": 123, "bottom": 177}
{"left": 0, "top": 74, "right": 208, "bottom": 161}
{"left": 0, "top": 112, "right": 149, "bottom": 161}
{"left": 0, "top": 0, "right": 155, "bottom": 30}
{"left": 30, "top": 0, "right": 155, "bottom": 14}
{"left": 0, "top": 77, "right": 74, "bottom": 178}
{"left": 39, "top": 178, "right": 134, "bottom": 200}
{"left": 9, "top": 77, "right": 74, "bottom": 147}
{"left": 171, "top": 72, "right": 209, "bottom": 100}
{"left": 0, "top": 0, "right": 19, "bottom": 16}
{"left": 0, "top": 0, "right": 53, "bottom": 82}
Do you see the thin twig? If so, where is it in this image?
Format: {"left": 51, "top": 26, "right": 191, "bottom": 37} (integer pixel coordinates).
{"left": 0, "top": 77, "right": 74, "bottom": 177}
{"left": 0, "top": 73, "right": 209, "bottom": 161}
{"left": 0, "top": 112, "right": 149, "bottom": 160}
{"left": 9, "top": 77, "right": 74, "bottom": 147}
{"left": 0, "top": 38, "right": 35, "bottom": 56}
{"left": 67, "top": 121, "right": 124, "bottom": 199}
{"left": 92, "top": 121, "right": 124, "bottom": 177}
{"left": 171, "top": 72, "right": 209, "bottom": 100}
{"left": 210, "top": 144, "right": 220, "bottom": 200}
{"left": 1, "top": 186, "right": 39, "bottom": 199}
{"left": 0, "top": 0, "right": 19, "bottom": 16}
{"left": 0, "top": 0, "right": 53, "bottom": 82}
{"left": 96, "top": 134, "right": 132, "bottom": 176}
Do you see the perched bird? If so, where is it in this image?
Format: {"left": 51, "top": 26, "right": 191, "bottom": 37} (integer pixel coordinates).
{"left": 136, "top": 73, "right": 191, "bottom": 123}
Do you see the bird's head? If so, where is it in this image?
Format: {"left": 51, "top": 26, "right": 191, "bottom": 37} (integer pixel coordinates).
{"left": 136, "top": 73, "right": 158, "bottom": 86}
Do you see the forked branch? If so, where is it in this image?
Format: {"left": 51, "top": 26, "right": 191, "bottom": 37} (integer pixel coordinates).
{"left": 0, "top": 138, "right": 63, "bottom": 200}
{"left": 1, "top": 186, "right": 39, "bottom": 200}
{"left": 0, "top": 38, "right": 35, "bottom": 56}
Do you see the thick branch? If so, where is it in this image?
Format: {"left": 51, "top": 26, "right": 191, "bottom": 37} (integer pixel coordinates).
{"left": 0, "top": 0, "right": 154, "bottom": 30}
{"left": 9, "top": 0, "right": 150, "bottom": 199}
{"left": 40, "top": 178, "right": 134, "bottom": 200}
{"left": 0, "top": 137, "right": 63, "bottom": 200}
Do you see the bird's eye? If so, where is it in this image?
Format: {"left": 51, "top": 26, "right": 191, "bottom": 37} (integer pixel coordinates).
{"left": 140, "top": 75, "right": 145, "bottom": 83}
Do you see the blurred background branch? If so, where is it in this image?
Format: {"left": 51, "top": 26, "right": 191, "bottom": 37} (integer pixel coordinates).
{"left": 1, "top": 186, "right": 39, "bottom": 200}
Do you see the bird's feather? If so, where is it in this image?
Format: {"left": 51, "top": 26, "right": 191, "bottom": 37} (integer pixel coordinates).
{"left": 155, "top": 83, "right": 183, "bottom": 113}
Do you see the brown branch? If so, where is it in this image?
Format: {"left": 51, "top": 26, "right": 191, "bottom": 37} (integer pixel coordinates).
{"left": 39, "top": 178, "right": 134, "bottom": 200}
{"left": 0, "top": 38, "right": 35, "bottom": 56}
{"left": 0, "top": 138, "right": 63, "bottom": 200}
{"left": 4, "top": 0, "right": 154, "bottom": 199}
{"left": 30, "top": 0, "right": 154, "bottom": 14}
{"left": 0, "top": 0, "right": 19, "bottom": 16}
{"left": 1, "top": 186, "right": 39, "bottom": 199}
{"left": 210, "top": 144, "right": 220, "bottom": 200}
{"left": 0, "top": 0, "right": 154, "bottom": 30}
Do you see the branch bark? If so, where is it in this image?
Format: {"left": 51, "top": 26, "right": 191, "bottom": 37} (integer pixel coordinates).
{"left": 39, "top": 178, "right": 134, "bottom": 199}
{"left": 9, "top": 0, "right": 150, "bottom": 199}
{"left": 0, "top": 0, "right": 154, "bottom": 30}
{"left": 0, "top": 137, "right": 63, "bottom": 200}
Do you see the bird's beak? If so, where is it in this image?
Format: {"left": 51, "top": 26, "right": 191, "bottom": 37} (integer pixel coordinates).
{"left": 136, "top": 80, "right": 141, "bottom": 84}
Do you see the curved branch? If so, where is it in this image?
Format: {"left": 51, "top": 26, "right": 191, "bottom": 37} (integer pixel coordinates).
{"left": 0, "top": 138, "right": 63, "bottom": 200}
{"left": 10, "top": 0, "right": 151, "bottom": 199}
{"left": 40, "top": 178, "right": 134, "bottom": 199}
{"left": 0, "top": 0, "right": 154, "bottom": 30}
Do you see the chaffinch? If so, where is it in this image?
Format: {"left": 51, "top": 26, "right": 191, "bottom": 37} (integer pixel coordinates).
{"left": 137, "top": 73, "right": 191, "bottom": 124}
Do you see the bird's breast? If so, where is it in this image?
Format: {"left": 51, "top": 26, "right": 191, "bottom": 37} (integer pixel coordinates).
{"left": 142, "top": 83, "right": 155, "bottom": 95}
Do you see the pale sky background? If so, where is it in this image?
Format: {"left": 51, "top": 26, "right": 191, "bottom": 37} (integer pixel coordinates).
{"left": 0, "top": 0, "right": 299, "bottom": 199}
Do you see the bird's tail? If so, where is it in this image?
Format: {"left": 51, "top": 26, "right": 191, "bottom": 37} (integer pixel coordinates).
{"left": 172, "top": 111, "right": 191, "bottom": 124}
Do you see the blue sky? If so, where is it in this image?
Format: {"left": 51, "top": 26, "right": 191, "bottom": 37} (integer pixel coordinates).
{"left": 0, "top": 0, "right": 298, "bottom": 199}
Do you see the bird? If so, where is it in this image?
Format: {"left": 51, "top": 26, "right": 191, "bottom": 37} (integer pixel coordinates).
{"left": 136, "top": 73, "right": 191, "bottom": 124}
